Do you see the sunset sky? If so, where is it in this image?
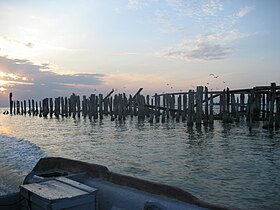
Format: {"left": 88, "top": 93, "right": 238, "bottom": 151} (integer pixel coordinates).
{"left": 0, "top": 0, "right": 279, "bottom": 106}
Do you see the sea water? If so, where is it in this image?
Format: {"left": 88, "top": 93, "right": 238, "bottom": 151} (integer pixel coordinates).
{"left": 0, "top": 108, "right": 279, "bottom": 209}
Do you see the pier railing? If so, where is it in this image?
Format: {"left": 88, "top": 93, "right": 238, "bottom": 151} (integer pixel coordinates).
{"left": 7, "top": 83, "right": 280, "bottom": 129}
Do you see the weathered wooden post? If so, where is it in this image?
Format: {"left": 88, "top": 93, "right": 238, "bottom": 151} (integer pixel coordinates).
{"left": 31, "top": 99, "right": 35, "bottom": 116}
{"left": 219, "top": 93, "right": 223, "bottom": 118}
{"left": 240, "top": 93, "right": 245, "bottom": 117}
{"left": 138, "top": 95, "right": 145, "bottom": 120}
{"left": 13, "top": 101, "right": 16, "bottom": 115}
{"left": 49, "top": 98, "right": 54, "bottom": 118}
{"left": 21, "top": 101, "right": 23, "bottom": 115}
{"left": 255, "top": 93, "right": 261, "bottom": 119}
{"left": 231, "top": 93, "right": 236, "bottom": 119}
{"left": 28, "top": 99, "right": 31, "bottom": 115}
{"left": 54, "top": 97, "right": 60, "bottom": 118}
{"left": 94, "top": 95, "right": 98, "bottom": 119}
{"left": 16, "top": 101, "right": 20, "bottom": 115}
{"left": 69, "top": 94, "right": 76, "bottom": 118}
{"left": 204, "top": 87, "right": 209, "bottom": 125}
{"left": 35, "top": 101, "right": 38, "bottom": 116}
{"left": 222, "top": 90, "right": 227, "bottom": 122}
{"left": 64, "top": 97, "right": 68, "bottom": 117}
{"left": 39, "top": 101, "right": 42, "bottom": 117}
{"left": 77, "top": 95, "right": 81, "bottom": 118}
{"left": 267, "top": 83, "right": 276, "bottom": 128}
{"left": 182, "top": 93, "right": 187, "bottom": 122}
{"left": 88, "top": 94, "right": 94, "bottom": 119}
{"left": 145, "top": 95, "right": 150, "bottom": 118}
{"left": 276, "top": 93, "right": 280, "bottom": 128}
{"left": 109, "top": 97, "right": 113, "bottom": 119}
{"left": 209, "top": 93, "right": 214, "bottom": 124}
{"left": 166, "top": 95, "right": 170, "bottom": 119}
{"left": 24, "top": 100, "right": 27, "bottom": 115}
{"left": 99, "top": 94, "right": 103, "bottom": 120}
{"left": 235, "top": 98, "right": 240, "bottom": 122}
{"left": 42, "top": 98, "right": 49, "bottom": 117}
{"left": 9, "top": 92, "right": 13, "bottom": 115}
{"left": 248, "top": 90, "right": 254, "bottom": 131}
{"left": 187, "top": 90, "right": 194, "bottom": 126}
{"left": 82, "top": 96, "right": 87, "bottom": 118}
{"left": 176, "top": 95, "right": 181, "bottom": 122}
{"left": 196, "top": 86, "right": 203, "bottom": 125}
{"left": 262, "top": 92, "right": 266, "bottom": 119}
{"left": 154, "top": 93, "right": 160, "bottom": 123}
{"left": 266, "top": 91, "right": 270, "bottom": 120}
{"left": 61, "top": 97, "right": 65, "bottom": 117}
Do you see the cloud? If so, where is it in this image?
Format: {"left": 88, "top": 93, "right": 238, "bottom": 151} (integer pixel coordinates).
{"left": 157, "top": 35, "right": 233, "bottom": 61}
{"left": 1, "top": 36, "right": 34, "bottom": 49}
{"left": 0, "top": 56, "right": 104, "bottom": 102}
{"left": 167, "top": 0, "right": 223, "bottom": 17}
{"left": 202, "top": 0, "right": 223, "bottom": 16}
{"left": 236, "top": 6, "right": 255, "bottom": 17}
{"left": 155, "top": 10, "right": 185, "bottom": 32}
{"left": 128, "top": 0, "right": 144, "bottom": 9}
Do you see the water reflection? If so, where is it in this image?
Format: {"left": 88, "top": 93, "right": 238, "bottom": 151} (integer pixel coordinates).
{"left": 0, "top": 110, "right": 280, "bottom": 209}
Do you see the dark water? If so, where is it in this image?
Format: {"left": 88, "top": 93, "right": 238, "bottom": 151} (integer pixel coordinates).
{"left": 0, "top": 108, "right": 279, "bottom": 209}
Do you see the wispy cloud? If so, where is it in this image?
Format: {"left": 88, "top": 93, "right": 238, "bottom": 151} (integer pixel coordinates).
{"left": 128, "top": 0, "right": 144, "bottom": 9}
{"left": 236, "top": 6, "right": 255, "bottom": 17}
{"left": 167, "top": 0, "right": 223, "bottom": 17}
{"left": 155, "top": 10, "right": 185, "bottom": 32}
{"left": 1, "top": 36, "right": 34, "bottom": 50}
{"left": 202, "top": 0, "right": 223, "bottom": 16}
{"left": 0, "top": 56, "right": 104, "bottom": 100}
{"left": 158, "top": 35, "right": 232, "bottom": 61}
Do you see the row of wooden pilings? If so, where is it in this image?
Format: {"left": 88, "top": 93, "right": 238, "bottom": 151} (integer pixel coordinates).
{"left": 8, "top": 83, "right": 280, "bottom": 129}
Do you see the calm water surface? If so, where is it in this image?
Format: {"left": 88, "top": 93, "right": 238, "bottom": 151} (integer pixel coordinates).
{"left": 0, "top": 108, "right": 279, "bottom": 209}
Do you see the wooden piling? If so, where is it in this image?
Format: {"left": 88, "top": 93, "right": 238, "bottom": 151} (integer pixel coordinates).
{"left": 21, "top": 101, "right": 23, "bottom": 115}
{"left": 209, "top": 93, "right": 214, "bottom": 124}
{"left": 39, "top": 101, "right": 42, "bottom": 117}
{"left": 9, "top": 92, "right": 13, "bottom": 115}
{"left": 42, "top": 98, "right": 49, "bottom": 117}
{"left": 24, "top": 100, "right": 27, "bottom": 115}
{"left": 61, "top": 97, "right": 65, "bottom": 117}
{"left": 77, "top": 96, "right": 81, "bottom": 118}
{"left": 204, "top": 87, "right": 209, "bottom": 124}
{"left": 267, "top": 83, "right": 276, "bottom": 128}
{"left": 31, "top": 99, "right": 35, "bottom": 116}
{"left": 275, "top": 93, "right": 280, "bottom": 128}
{"left": 28, "top": 100, "right": 31, "bottom": 115}
{"left": 50, "top": 98, "right": 53, "bottom": 118}
{"left": 99, "top": 94, "right": 103, "bottom": 120}
{"left": 64, "top": 97, "right": 68, "bottom": 117}
{"left": 16, "top": 101, "right": 20, "bottom": 115}
{"left": 35, "top": 101, "right": 38, "bottom": 116}
{"left": 196, "top": 86, "right": 203, "bottom": 125}
{"left": 187, "top": 90, "right": 194, "bottom": 126}
{"left": 54, "top": 97, "right": 60, "bottom": 118}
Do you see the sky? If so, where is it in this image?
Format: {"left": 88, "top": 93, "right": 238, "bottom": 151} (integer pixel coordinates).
{"left": 0, "top": 0, "right": 279, "bottom": 106}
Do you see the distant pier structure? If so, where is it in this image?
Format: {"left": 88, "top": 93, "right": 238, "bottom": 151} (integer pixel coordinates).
{"left": 7, "top": 82, "right": 280, "bottom": 129}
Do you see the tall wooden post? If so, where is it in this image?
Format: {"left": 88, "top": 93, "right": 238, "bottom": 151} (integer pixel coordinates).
{"left": 204, "top": 87, "right": 209, "bottom": 124}
{"left": 268, "top": 83, "right": 276, "bottom": 128}
{"left": 187, "top": 90, "right": 194, "bottom": 126}
{"left": 196, "top": 86, "right": 203, "bottom": 125}
{"left": 9, "top": 92, "right": 13, "bottom": 115}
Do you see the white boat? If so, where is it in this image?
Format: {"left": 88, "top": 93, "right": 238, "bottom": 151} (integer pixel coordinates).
{"left": 0, "top": 157, "right": 232, "bottom": 210}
